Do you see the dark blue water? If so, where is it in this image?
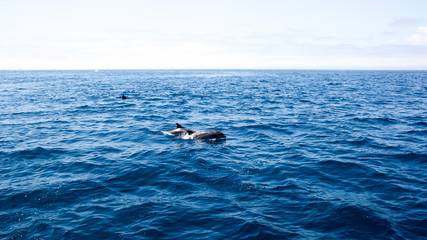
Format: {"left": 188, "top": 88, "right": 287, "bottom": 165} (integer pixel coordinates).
{"left": 1, "top": 70, "right": 426, "bottom": 239}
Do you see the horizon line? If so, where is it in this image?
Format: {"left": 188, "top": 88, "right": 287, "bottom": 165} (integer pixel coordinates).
{"left": 1, "top": 68, "right": 427, "bottom": 71}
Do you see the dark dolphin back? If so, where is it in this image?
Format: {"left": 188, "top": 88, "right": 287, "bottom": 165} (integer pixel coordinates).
{"left": 192, "top": 130, "right": 226, "bottom": 140}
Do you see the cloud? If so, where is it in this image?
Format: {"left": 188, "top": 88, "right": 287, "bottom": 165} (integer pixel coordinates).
{"left": 389, "top": 18, "right": 424, "bottom": 28}
{"left": 407, "top": 26, "right": 427, "bottom": 45}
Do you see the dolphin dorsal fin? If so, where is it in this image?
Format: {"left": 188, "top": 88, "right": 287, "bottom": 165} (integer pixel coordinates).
{"left": 176, "top": 123, "right": 184, "bottom": 128}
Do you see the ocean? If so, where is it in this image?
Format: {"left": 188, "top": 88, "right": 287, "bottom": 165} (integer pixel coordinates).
{"left": 0, "top": 70, "right": 426, "bottom": 239}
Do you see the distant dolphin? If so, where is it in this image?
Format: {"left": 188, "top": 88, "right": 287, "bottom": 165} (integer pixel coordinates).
{"left": 165, "top": 123, "right": 226, "bottom": 141}
{"left": 121, "top": 94, "right": 127, "bottom": 100}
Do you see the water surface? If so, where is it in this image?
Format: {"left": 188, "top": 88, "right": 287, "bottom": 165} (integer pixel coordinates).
{"left": 0, "top": 70, "right": 426, "bottom": 239}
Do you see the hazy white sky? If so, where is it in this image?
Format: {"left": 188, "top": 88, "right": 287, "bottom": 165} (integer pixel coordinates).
{"left": 1, "top": 0, "right": 426, "bottom": 69}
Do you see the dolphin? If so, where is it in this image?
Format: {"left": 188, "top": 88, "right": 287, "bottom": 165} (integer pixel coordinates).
{"left": 165, "top": 123, "right": 226, "bottom": 141}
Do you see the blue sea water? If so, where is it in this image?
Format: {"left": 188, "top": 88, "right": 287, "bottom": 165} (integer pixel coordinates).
{"left": 0, "top": 70, "right": 426, "bottom": 239}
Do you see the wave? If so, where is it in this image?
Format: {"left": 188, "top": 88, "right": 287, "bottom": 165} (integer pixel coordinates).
{"left": 351, "top": 116, "right": 399, "bottom": 125}
{"left": 302, "top": 203, "right": 397, "bottom": 239}
{"left": 3, "top": 146, "right": 67, "bottom": 161}
{"left": 395, "top": 152, "right": 427, "bottom": 163}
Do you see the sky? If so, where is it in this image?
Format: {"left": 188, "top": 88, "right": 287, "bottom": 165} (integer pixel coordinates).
{"left": 0, "top": 0, "right": 427, "bottom": 70}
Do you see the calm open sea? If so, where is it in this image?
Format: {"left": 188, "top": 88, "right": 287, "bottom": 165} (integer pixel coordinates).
{"left": 0, "top": 70, "right": 426, "bottom": 239}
